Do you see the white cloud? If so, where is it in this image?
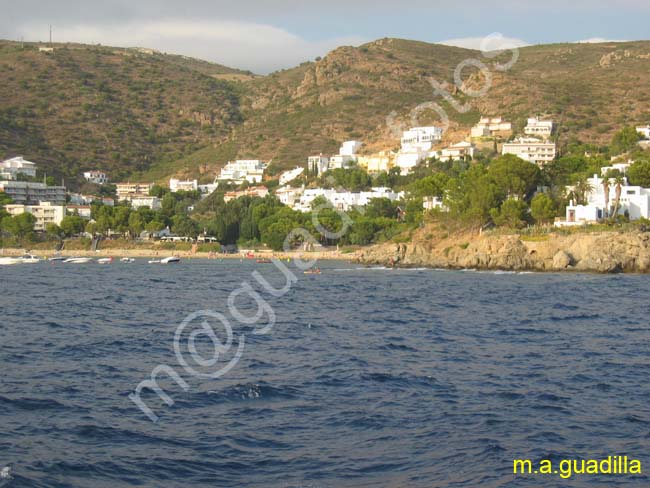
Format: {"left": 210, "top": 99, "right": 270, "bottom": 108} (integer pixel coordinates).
{"left": 15, "top": 20, "right": 368, "bottom": 73}
{"left": 438, "top": 34, "right": 530, "bottom": 51}
{"left": 574, "top": 37, "right": 627, "bottom": 44}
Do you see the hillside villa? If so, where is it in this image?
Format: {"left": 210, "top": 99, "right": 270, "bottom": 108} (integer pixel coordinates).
{"left": 279, "top": 167, "right": 305, "bottom": 185}
{"left": 308, "top": 155, "right": 330, "bottom": 176}
{"left": 357, "top": 151, "right": 396, "bottom": 174}
{"left": 217, "top": 160, "right": 266, "bottom": 184}
{"left": 170, "top": 178, "right": 198, "bottom": 192}
{"left": 502, "top": 138, "right": 556, "bottom": 166}
{"left": 439, "top": 141, "right": 476, "bottom": 162}
{"left": 329, "top": 141, "right": 362, "bottom": 170}
{"left": 83, "top": 171, "right": 109, "bottom": 185}
{"left": 524, "top": 117, "right": 554, "bottom": 138}
{"left": 1, "top": 156, "right": 38, "bottom": 180}
{"left": 470, "top": 117, "right": 512, "bottom": 139}
{"left": 396, "top": 126, "right": 443, "bottom": 174}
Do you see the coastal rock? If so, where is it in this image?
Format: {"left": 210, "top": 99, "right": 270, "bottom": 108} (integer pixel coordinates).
{"left": 552, "top": 251, "right": 573, "bottom": 269}
{"left": 356, "top": 228, "right": 650, "bottom": 274}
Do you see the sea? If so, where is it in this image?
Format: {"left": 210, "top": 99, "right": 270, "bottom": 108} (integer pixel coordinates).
{"left": 1, "top": 259, "right": 649, "bottom": 487}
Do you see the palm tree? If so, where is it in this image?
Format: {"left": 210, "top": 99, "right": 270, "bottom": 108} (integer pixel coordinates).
{"left": 574, "top": 177, "right": 594, "bottom": 205}
{"left": 611, "top": 175, "right": 625, "bottom": 217}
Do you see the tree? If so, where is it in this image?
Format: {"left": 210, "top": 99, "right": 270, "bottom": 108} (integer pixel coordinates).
{"left": 610, "top": 174, "right": 625, "bottom": 217}
{"left": 490, "top": 198, "right": 530, "bottom": 229}
{"left": 128, "top": 212, "right": 144, "bottom": 236}
{"left": 1, "top": 213, "right": 37, "bottom": 240}
{"left": 530, "top": 193, "right": 557, "bottom": 224}
{"left": 627, "top": 160, "right": 650, "bottom": 187}
{"left": 45, "top": 223, "right": 64, "bottom": 240}
{"left": 488, "top": 154, "right": 542, "bottom": 200}
{"left": 364, "top": 198, "right": 397, "bottom": 219}
{"left": 60, "top": 215, "right": 86, "bottom": 237}
{"left": 611, "top": 126, "right": 642, "bottom": 155}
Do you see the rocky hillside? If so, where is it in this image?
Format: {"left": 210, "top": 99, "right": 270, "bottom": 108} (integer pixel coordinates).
{"left": 0, "top": 41, "right": 246, "bottom": 182}
{"left": 1, "top": 38, "right": 649, "bottom": 183}
{"left": 357, "top": 224, "right": 650, "bottom": 273}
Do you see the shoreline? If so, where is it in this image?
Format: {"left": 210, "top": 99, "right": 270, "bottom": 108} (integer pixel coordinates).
{"left": 0, "top": 247, "right": 357, "bottom": 262}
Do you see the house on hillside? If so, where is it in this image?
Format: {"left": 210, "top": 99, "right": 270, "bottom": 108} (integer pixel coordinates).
{"left": 1, "top": 156, "right": 37, "bottom": 180}
{"left": 308, "top": 155, "right": 329, "bottom": 176}
{"left": 439, "top": 141, "right": 476, "bottom": 162}
{"left": 637, "top": 126, "right": 650, "bottom": 140}
{"left": 502, "top": 138, "right": 556, "bottom": 166}
{"left": 395, "top": 127, "right": 443, "bottom": 174}
{"left": 217, "top": 160, "right": 266, "bottom": 184}
{"left": 83, "top": 171, "right": 109, "bottom": 185}
{"left": 170, "top": 178, "right": 198, "bottom": 192}
{"left": 5, "top": 202, "right": 65, "bottom": 231}
{"left": 471, "top": 117, "right": 512, "bottom": 139}
{"left": 279, "top": 167, "right": 305, "bottom": 185}
{"left": 524, "top": 117, "right": 554, "bottom": 138}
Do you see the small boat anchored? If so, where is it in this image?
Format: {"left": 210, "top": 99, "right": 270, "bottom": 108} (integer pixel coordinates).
{"left": 120, "top": 257, "right": 135, "bottom": 263}
{"left": 304, "top": 268, "right": 322, "bottom": 275}
{"left": 63, "top": 257, "right": 94, "bottom": 264}
{"left": 97, "top": 257, "right": 114, "bottom": 265}
{"left": 161, "top": 256, "right": 181, "bottom": 264}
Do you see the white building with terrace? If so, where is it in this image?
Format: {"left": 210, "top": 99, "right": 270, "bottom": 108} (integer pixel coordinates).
{"left": 556, "top": 174, "right": 650, "bottom": 227}
{"left": 524, "top": 117, "right": 554, "bottom": 138}
{"left": 217, "top": 160, "right": 267, "bottom": 184}
{"left": 1, "top": 156, "right": 37, "bottom": 180}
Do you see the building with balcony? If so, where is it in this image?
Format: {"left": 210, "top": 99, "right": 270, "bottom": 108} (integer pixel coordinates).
{"left": 5, "top": 201, "right": 66, "bottom": 231}
{"left": 0, "top": 181, "right": 66, "bottom": 205}
{"left": 1, "top": 156, "right": 37, "bottom": 180}
{"left": 502, "top": 138, "right": 557, "bottom": 166}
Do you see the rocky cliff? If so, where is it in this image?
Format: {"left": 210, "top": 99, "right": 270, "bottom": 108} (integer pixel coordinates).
{"left": 356, "top": 228, "right": 650, "bottom": 273}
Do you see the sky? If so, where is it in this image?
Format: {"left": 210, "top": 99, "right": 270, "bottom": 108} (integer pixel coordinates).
{"left": 1, "top": 0, "right": 648, "bottom": 73}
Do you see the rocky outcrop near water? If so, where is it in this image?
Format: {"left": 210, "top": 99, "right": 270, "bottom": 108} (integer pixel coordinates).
{"left": 356, "top": 229, "right": 650, "bottom": 273}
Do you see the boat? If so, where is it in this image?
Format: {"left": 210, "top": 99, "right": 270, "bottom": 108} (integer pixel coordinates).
{"left": 48, "top": 256, "right": 67, "bottom": 263}
{"left": 97, "top": 257, "right": 114, "bottom": 264}
{"left": 17, "top": 254, "right": 41, "bottom": 264}
{"left": 63, "top": 257, "right": 94, "bottom": 264}
{"left": 0, "top": 257, "right": 21, "bottom": 266}
{"left": 120, "top": 257, "right": 135, "bottom": 263}
{"left": 256, "top": 259, "right": 272, "bottom": 264}
{"left": 160, "top": 256, "right": 181, "bottom": 264}
{"left": 148, "top": 259, "right": 161, "bottom": 264}
{"left": 304, "top": 268, "right": 322, "bottom": 275}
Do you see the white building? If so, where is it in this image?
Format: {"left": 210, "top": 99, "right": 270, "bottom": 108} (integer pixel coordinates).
{"left": 339, "top": 141, "right": 363, "bottom": 156}
{"left": 471, "top": 117, "right": 513, "bottom": 138}
{"left": 502, "top": 138, "right": 556, "bottom": 166}
{"left": 293, "top": 187, "right": 403, "bottom": 213}
{"left": 5, "top": 201, "right": 65, "bottom": 231}
{"left": 396, "top": 127, "right": 443, "bottom": 174}
{"left": 637, "top": 126, "right": 650, "bottom": 140}
{"left": 198, "top": 182, "right": 219, "bottom": 197}
{"left": 83, "top": 171, "right": 109, "bottom": 185}
{"left": 68, "top": 193, "right": 114, "bottom": 207}
{"left": 170, "top": 178, "right": 198, "bottom": 193}
{"left": 129, "top": 196, "right": 162, "bottom": 210}
{"left": 279, "top": 167, "right": 305, "bottom": 185}
{"left": 556, "top": 174, "right": 650, "bottom": 227}
{"left": 308, "top": 155, "right": 330, "bottom": 176}
{"left": 357, "top": 151, "right": 395, "bottom": 174}
{"left": 66, "top": 205, "right": 93, "bottom": 219}
{"left": 116, "top": 183, "right": 154, "bottom": 201}
{"left": 276, "top": 185, "right": 305, "bottom": 207}
{"left": 0, "top": 181, "right": 66, "bottom": 205}
{"left": 218, "top": 160, "right": 266, "bottom": 184}
{"left": 423, "top": 196, "right": 448, "bottom": 212}
{"left": 439, "top": 141, "right": 476, "bottom": 162}
{"left": 1, "top": 156, "right": 37, "bottom": 180}
{"left": 524, "top": 117, "right": 554, "bottom": 138}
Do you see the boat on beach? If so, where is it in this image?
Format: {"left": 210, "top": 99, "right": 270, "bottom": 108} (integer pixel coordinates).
{"left": 161, "top": 256, "right": 181, "bottom": 264}
{"left": 63, "top": 257, "right": 94, "bottom": 264}
{"left": 18, "top": 254, "right": 41, "bottom": 264}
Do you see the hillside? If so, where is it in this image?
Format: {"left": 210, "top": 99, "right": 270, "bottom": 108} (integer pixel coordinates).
{"left": 1, "top": 38, "right": 649, "bottom": 184}
{"left": 159, "top": 38, "right": 650, "bottom": 180}
{"left": 0, "top": 41, "right": 247, "bottom": 183}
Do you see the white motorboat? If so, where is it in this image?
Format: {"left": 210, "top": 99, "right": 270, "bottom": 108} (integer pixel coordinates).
{"left": 161, "top": 256, "right": 181, "bottom": 264}
{"left": 148, "top": 259, "right": 161, "bottom": 264}
{"left": 17, "top": 254, "right": 41, "bottom": 264}
{"left": 0, "top": 257, "right": 21, "bottom": 266}
{"left": 63, "top": 257, "right": 94, "bottom": 264}
{"left": 49, "top": 256, "right": 67, "bottom": 263}
{"left": 97, "top": 257, "right": 114, "bottom": 264}
{"left": 120, "top": 257, "right": 135, "bottom": 263}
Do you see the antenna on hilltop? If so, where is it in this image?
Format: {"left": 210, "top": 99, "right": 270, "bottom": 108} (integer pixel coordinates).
{"left": 49, "top": 25, "right": 52, "bottom": 45}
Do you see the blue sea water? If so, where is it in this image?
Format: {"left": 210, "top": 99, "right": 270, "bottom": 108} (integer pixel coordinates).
{"left": 1, "top": 259, "right": 649, "bottom": 487}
